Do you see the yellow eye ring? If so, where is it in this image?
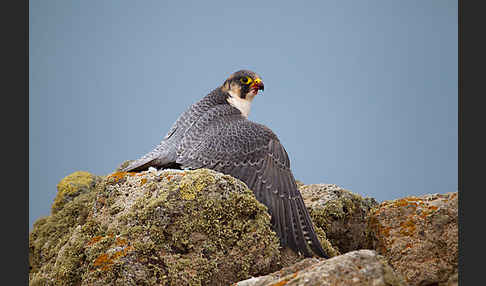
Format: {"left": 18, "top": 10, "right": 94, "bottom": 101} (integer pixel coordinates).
{"left": 240, "top": 76, "right": 253, "bottom": 85}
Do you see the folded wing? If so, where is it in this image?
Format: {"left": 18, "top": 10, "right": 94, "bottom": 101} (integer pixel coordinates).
{"left": 176, "top": 106, "right": 328, "bottom": 258}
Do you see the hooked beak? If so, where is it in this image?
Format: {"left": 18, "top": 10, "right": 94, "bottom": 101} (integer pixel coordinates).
{"left": 251, "top": 78, "right": 264, "bottom": 92}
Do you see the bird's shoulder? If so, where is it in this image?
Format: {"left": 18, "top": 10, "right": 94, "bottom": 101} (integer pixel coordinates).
{"left": 186, "top": 107, "right": 279, "bottom": 148}
{"left": 162, "top": 88, "right": 229, "bottom": 140}
{"left": 177, "top": 111, "right": 289, "bottom": 169}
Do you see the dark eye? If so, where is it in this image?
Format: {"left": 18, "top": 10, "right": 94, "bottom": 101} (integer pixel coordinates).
{"left": 240, "top": 76, "right": 251, "bottom": 84}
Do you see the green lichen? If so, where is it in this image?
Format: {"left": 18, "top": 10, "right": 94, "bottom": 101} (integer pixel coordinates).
{"left": 306, "top": 192, "right": 359, "bottom": 230}
{"left": 300, "top": 185, "right": 378, "bottom": 254}
{"left": 313, "top": 227, "right": 341, "bottom": 257}
{"left": 113, "top": 169, "right": 282, "bottom": 285}
{"left": 29, "top": 186, "right": 100, "bottom": 285}
{"left": 30, "top": 168, "right": 284, "bottom": 286}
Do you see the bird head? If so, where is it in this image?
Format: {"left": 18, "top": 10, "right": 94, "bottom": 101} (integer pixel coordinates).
{"left": 222, "top": 70, "right": 264, "bottom": 100}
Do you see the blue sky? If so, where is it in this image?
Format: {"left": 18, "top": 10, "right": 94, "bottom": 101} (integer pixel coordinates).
{"left": 30, "top": 0, "right": 457, "bottom": 229}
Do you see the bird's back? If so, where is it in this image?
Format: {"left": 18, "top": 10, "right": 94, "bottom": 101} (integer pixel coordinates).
{"left": 122, "top": 72, "right": 329, "bottom": 258}
{"left": 122, "top": 88, "right": 229, "bottom": 172}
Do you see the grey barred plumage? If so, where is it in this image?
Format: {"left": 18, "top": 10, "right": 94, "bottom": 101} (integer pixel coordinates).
{"left": 122, "top": 70, "right": 329, "bottom": 258}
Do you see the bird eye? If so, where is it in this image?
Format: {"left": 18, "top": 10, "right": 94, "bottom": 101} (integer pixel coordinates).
{"left": 240, "top": 76, "right": 252, "bottom": 85}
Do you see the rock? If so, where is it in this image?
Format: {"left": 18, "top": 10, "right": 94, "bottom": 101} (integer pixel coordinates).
{"left": 367, "top": 192, "right": 458, "bottom": 286}
{"left": 30, "top": 169, "right": 288, "bottom": 286}
{"left": 52, "top": 171, "right": 101, "bottom": 214}
{"left": 30, "top": 167, "right": 458, "bottom": 286}
{"left": 235, "top": 249, "right": 407, "bottom": 286}
{"left": 300, "top": 184, "right": 379, "bottom": 254}
{"left": 442, "top": 271, "right": 458, "bottom": 286}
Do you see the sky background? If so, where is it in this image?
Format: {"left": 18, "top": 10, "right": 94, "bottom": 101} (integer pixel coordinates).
{"left": 29, "top": 0, "right": 458, "bottom": 229}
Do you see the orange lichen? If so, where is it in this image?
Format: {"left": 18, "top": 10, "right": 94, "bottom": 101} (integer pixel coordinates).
{"left": 271, "top": 271, "right": 299, "bottom": 286}
{"left": 87, "top": 234, "right": 114, "bottom": 247}
{"left": 272, "top": 278, "right": 289, "bottom": 286}
{"left": 107, "top": 172, "right": 136, "bottom": 184}
{"left": 418, "top": 204, "right": 439, "bottom": 220}
{"left": 391, "top": 198, "right": 421, "bottom": 209}
{"left": 91, "top": 244, "right": 134, "bottom": 272}
{"left": 382, "top": 226, "right": 391, "bottom": 237}
{"left": 369, "top": 215, "right": 391, "bottom": 239}
{"left": 93, "top": 253, "right": 110, "bottom": 269}
{"left": 428, "top": 205, "right": 438, "bottom": 211}
{"left": 115, "top": 237, "right": 128, "bottom": 247}
{"left": 140, "top": 178, "right": 148, "bottom": 185}
{"left": 113, "top": 251, "right": 125, "bottom": 260}
{"left": 87, "top": 235, "right": 103, "bottom": 246}
{"left": 399, "top": 218, "right": 417, "bottom": 236}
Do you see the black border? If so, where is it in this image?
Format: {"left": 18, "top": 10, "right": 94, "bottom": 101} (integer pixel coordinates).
{"left": 4, "top": 0, "right": 28, "bottom": 284}
{"left": 459, "top": 0, "right": 484, "bottom": 285}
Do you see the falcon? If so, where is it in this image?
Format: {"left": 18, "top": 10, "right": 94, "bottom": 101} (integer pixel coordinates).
{"left": 122, "top": 70, "right": 328, "bottom": 258}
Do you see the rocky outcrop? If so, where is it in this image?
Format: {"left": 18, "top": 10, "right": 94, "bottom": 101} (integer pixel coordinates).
{"left": 235, "top": 249, "right": 407, "bottom": 286}
{"left": 29, "top": 169, "right": 333, "bottom": 286}
{"left": 300, "top": 184, "right": 378, "bottom": 254}
{"left": 367, "top": 193, "right": 458, "bottom": 286}
{"left": 29, "top": 168, "right": 458, "bottom": 286}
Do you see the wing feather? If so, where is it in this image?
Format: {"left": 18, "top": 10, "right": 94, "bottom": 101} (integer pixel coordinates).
{"left": 289, "top": 197, "right": 312, "bottom": 257}
{"left": 175, "top": 106, "right": 328, "bottom": 258}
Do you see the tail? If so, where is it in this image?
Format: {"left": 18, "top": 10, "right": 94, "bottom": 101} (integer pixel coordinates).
{"left": 292, "top": 195, "right": 329, "bottom": 258}
{"left": 121, "top": 157, "right": 158, "bottom": 172}
{"left": 121, "top": 142, "right": 179, "bottom": 172}
{"left": 277, "top": 194, "right": 329, "bottom": 258}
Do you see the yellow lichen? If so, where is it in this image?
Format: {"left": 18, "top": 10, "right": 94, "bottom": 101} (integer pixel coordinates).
{"left": 178, "top": 169, "right": 216, "bottom": 200}
{"left": 52, "top": 171, "right": 97, "bottom": 213}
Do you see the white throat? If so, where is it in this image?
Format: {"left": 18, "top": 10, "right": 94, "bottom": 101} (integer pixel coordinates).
{"left": 226, "top": 90, "right": 256, "bottom": 118}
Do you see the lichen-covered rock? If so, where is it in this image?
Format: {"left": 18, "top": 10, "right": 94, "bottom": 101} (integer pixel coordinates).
{"left": 235, "top": 249, "right": 407, "bottom": 286}
{"left": 234, "top": 257, "right": 321, "bottom": 286}
{"left": 29, "top": 168, "right": 288, "bottom": 286}
{"left": 442, "top": 271, "right": 458, "bottom": 286}
{"left": 367, "top": 192, "right": 458, "bottom": 286}
{"left": 52, "top": 171, "right": 100, "bottom": 214}
{"left": 300, "top": 184, "right": 378, "bottom": 254}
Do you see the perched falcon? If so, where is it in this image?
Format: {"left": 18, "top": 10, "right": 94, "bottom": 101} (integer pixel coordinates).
{"left": 122, "top": 70, "right": 328, "bottom": 258}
